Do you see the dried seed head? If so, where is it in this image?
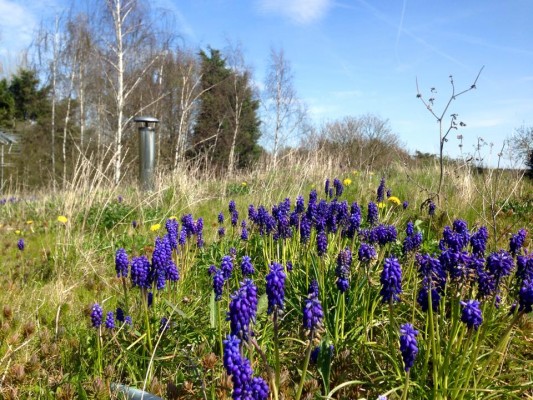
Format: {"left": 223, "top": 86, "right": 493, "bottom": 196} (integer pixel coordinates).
{"left": 22, "top": 321, "right": 35, "bottom": 338}
{"left": 10, "top": 364, "right": 25, "bottom": 383}
{"left": 201, "top": 352, "right": 218, "bottom": 370}
{"left": 3, "top": 305, "right": 13, "bottom": 320}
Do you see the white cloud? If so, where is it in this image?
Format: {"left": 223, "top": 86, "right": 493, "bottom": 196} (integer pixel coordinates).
{"left": 257, "top": 0, "right": 332, "bottom": 24}
{"left": 0, "top": 0, "right": 37, "bottom": 57}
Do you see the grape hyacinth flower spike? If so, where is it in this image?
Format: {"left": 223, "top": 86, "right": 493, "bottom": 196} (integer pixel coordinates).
{"left": 460, "top": 300, "right": 483, "bottom": 330}
{"left": 400, "top": 323, "right": 419, "bottom": 372}
{"left": 266, "top": 262, "right": 286, "bottom": 314}
{"left": 115, "top": 248, "right": 129, "bottom": 278}
{"left": 17, "top": 238, "right": 25, "bottom": 251}
{"left": 91, "top": 303, "right": 103, "bottom": 328}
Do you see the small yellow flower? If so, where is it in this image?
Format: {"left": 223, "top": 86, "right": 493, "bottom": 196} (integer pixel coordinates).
{"left": 343, "top": 178, "right": 352, "bottom": 186}
{"left": 352, "top": 170, "right": 359, "bottom": 176}
{"left": 150, "top": 223, "right": 161, "bottom": 232}
{"left": 15, "top": 230, "right": 21, "bottom": 235}
{"left": 57, "top": 215, "right": 68, "bottom": 224}
{"left": 241, "top": 182, "right": 247, "bottom": 187}
{"left": 388, "top": 196, "right": 401, "bottom": 206}
{"left": 169, "top": 216, "right": 177, "bottom": 220}
{"left": 26, "top": 220, "right": 33, "bottom": 225}
{"left": 377, "top": 202, "right": 387, "bottom": 209}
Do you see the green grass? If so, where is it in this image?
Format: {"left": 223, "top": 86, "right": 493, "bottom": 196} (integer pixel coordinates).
{"left": 1, "top": 160, "right": 532, "bottom": 399}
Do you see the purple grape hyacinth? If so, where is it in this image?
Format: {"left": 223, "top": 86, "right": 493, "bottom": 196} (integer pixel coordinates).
{"left": 380, "top": 257, "right": 402, "bottom": 304}
{"left": 223, "top": 335, "right": 269, "bottom": 400}
{"left": 428, "top": 201, "right": 436, "bottom": 216}
{"left": 377, "top": 177, "right": 386, "bottom": 202}
{"left": 213, "top": 269, "right": 224, "bottom": 301}
{"left": 91, "top": 303, "right": 103, "bottom": 328}
{"left": 115, "top": 248, "right": 129, "bottom": 278}
{"left": 400, "top": 323, "right": 419, "bottom": 372}
{"left": 303, "top": 280, "right": 323, "bottom": 331}
{"left": 266, "top": 262, "right": 286, "bottom": 314}
{"left": 227, "top": 279, "right": 258, "bottom": 339}
{"left": 460, "top": 300, "right": 483, "bottom": 330}
{"left": 241, "top": 256, "right": 254, "bottom": 276}
{"left": 367, "top": 202, "right": 379, "bottom": 226}
{"left": 105, "top": 311, "right": 115, "bottom": 330}
{"left": 221, "top": 255, "right": 234, "bottom": 280}
{"left": 335, "top": 248, "right": 352, "bottom": 293}
{"left": 509, "top": 229, "right": 527, "bottom": 256}
{"left": 358, "top": 242, "right": 377, "bottom": 263}
{"left": 17, "top": 238, "right": 24, "bottom": 251}
{"left": 317, "top": 229, "right": 328, "bottom": 256}
{"left": 518, "top": 280, "right": 533, "bottom": 313}
{"left": 487, "top": 250, "right": 514, "bottom": 282}
{"left": 131, "top": 255, "right": 151, "bottom": 289}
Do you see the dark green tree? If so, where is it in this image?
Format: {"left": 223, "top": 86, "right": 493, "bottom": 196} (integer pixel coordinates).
{"left": 0, "top": 78, "right": 15, "bottom": 127}
{"left": 8, "top": 69, "right": 50, "bottom": 122}
{"left": 191, "top": 48, "right": 261, "bottom": 170}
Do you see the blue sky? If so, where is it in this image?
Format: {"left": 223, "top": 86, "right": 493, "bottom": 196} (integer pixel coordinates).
{"left": 1, "top": 0, "right": 532, "bottom": 165}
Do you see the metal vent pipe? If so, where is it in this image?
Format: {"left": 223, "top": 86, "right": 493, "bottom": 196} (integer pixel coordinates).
{"left": 134, "top": 116, "right": 159, "bottom": 191}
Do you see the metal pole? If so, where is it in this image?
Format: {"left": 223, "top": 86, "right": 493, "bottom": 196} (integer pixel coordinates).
{"left": 134, "top": 116, "right": 159, "bottom": 191}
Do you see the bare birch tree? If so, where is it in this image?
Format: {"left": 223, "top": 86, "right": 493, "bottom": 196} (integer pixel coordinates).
{"left": 263, "top": 47, "right": 307, "bottom": 167}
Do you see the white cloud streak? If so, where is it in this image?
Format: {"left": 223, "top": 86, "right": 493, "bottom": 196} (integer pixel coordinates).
{"left": 256, "top": 0, "right": 332, "bottom": 24}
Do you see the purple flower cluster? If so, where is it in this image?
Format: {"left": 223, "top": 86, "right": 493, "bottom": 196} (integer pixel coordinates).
{"left": 165, "top": 218, "right": 179, "bottom": 250}
{"left": 223, "top": 335, "right": 269, "bottom": 400}
{"left": 377, "top": 177, "right": 386, "bottom": 202}
{"left": 361, "top": 224, "right": 397, "bottom": 246}
{"left": 470, "top": 226, "right": 489, "bottom": 256}
{"left": 358, "top": 242, "right": 377, "bottom": 263}
{"left": 105, "top": 311, "right": 115, "bottom": 330}
{"left": 317, "top": 230, "right": 328, "bottom": 256}
{"left": 400, "top": 323, "right": 419, "bottom": 372}
{"left": 516, "top": 253, "right": 533, "bottom": 284}
{"left": 333, "top": 178, "right": 343, "bottom": 197}
{"left": 486, "top": 250, "right": 514, "bottom": 283}
{"left": 335, "top": 248, "right": 352, "bottom": 292}
{"left": 518, "top": 280, "right": 533, "bottom": 313}
{"left": 509, "top": 229, "right": 527, "bottom": 256}
{"left": 221, "top": 255, "right": 234, "bottom": 280}
{"left": 428, "top": 201, "right": 436, "bottom": 216}
{"left": 403, "top": 221, "right": 422, "bottom": 254}
{"left": 151, "top": 235, "right": 179, "bottom": 290}
{"left": 380, "top": 257, "right": 402, "bottom": 304}
{"left": 212, "top": 269, "right": 224, "bottom": 301}
{"left": 367, "top": 202, "right": 379, "bottom": 226}
{"left": 90, "top": 303, "right": 103, "bottom": 328}
{"left": 266, "top": 262, "right": 286, "bottom": 314}
{"left": 130, "top": 255, "right": 151, "bottom": 289}
{"left": 460, "top": 299, "right": 483, "bottom": 330}
{"left": 303, "top": 280, "right": 323, "bottom": 331}
{"left": 241, "top": 256, "right": 254, "bottom": 276}
{"left": 416, "top": 254, "right": 446, "bottom": 312}
{"left": 115, "top": 248, "right": 129, "bottom": 278}
{"left": 227, "top": 279, "right": 258, "bottom": 339}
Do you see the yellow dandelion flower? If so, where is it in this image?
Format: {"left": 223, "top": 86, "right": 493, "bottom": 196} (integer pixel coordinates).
{"left": 377, "top": 202, "right": 387, "bottom": 209}
{"left": 26, "top": 220, "right": 33, "bottom": 225}
{"left": 387, "top": 196, "right": 401, "bottom": 206}
{"left": 57, "top": 215, "right": 68, "bottom": 224}
{"left": 343, "top": 178, "right": 352, "bottom": 186}
{"left": 15, "top": 230, "right": 21, "bottom": 235}
{"left": 150, "top": 223, "right": 161, "bottom": 232}
{"left": 241, "top": 182, "right": 247, "bottom": 187}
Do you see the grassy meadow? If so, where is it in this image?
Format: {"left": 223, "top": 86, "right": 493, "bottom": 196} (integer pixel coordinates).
{"left": 1, "top": 155, "right": 532, "bottom": 399}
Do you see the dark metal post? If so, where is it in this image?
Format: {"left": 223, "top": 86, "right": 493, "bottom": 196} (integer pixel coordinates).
{"left": 134, "top": 116, "right": 159, "bottom": 191}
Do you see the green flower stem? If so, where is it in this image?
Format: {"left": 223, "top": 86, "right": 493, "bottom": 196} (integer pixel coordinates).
{"left": 485, "top": 310, "right": 523, "bottom": 379}
{"left": 216, "top": 300, "right": 223, "bottom": 358}
{"left": 401, "top": 371, "right": 410, "bottom": 400}
{"left": 457, "top": 328, "right": 482, "bottom": 400}
{"left": 273, "top": 310, "right": 280, "bottom": 400}
{"left": 142, "top": 290, "right": 153, "bottom": 353}
{"left": 427, "top": 288, "right": 439, "bottom": 399}
{"left": 121, "top": 277, "right": 130, "bottom": 313}
{"left": 295, "top": 335, "right": 314, "bottom": 400}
